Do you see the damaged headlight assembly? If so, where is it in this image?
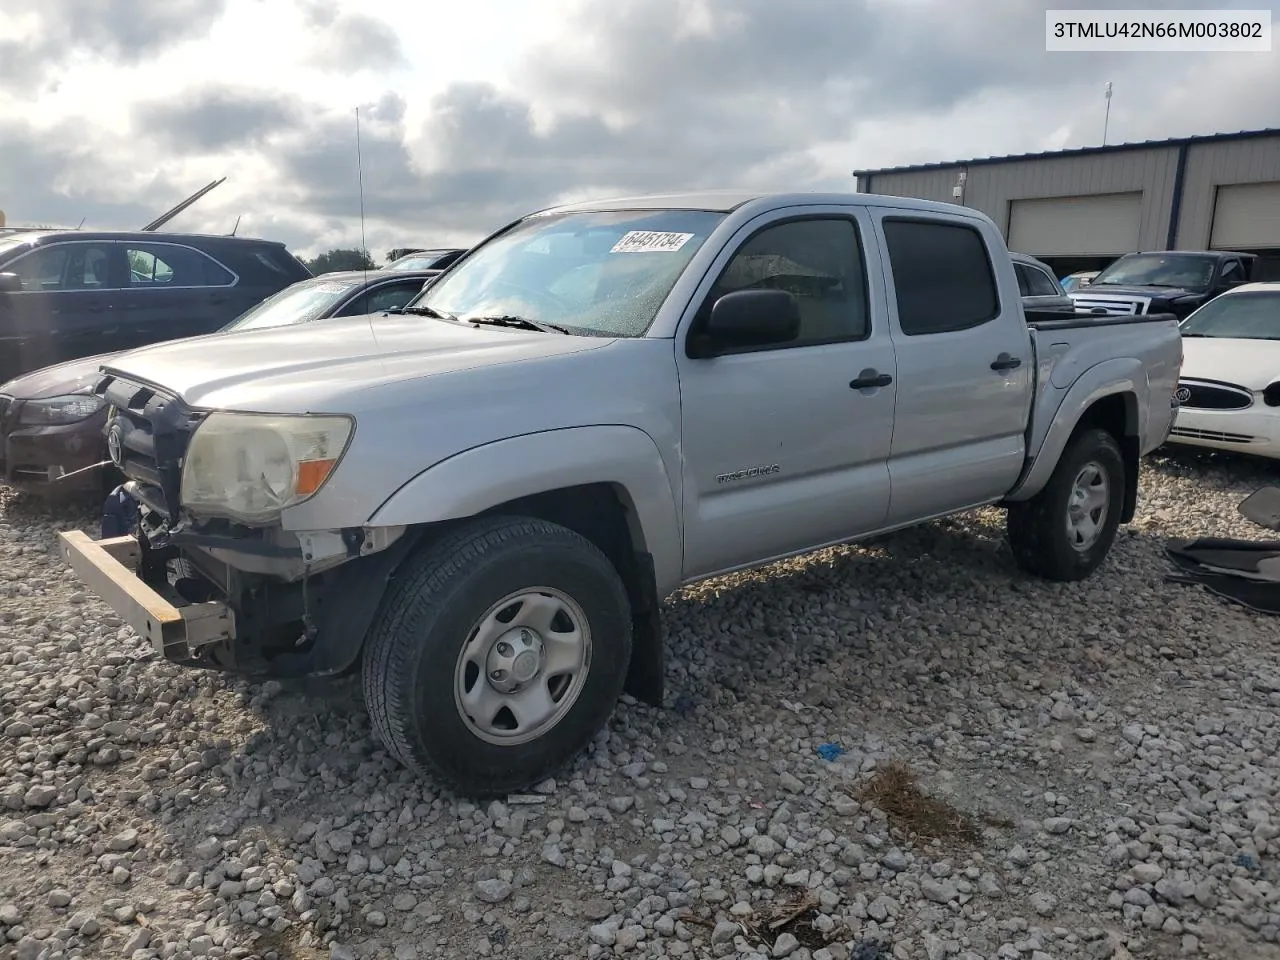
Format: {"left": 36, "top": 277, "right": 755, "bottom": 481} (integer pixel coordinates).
{"left": 180, "top": 412, "right": 355, "bottom": 525}
{"left": 17, "top": 394, "right": 106, "bottom": 425}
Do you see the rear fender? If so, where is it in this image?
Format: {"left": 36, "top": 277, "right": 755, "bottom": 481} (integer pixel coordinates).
{"left": 368, "top": 426, "right": 683, "bottom": 595}
{"left": 1006, "top": 358, "right": 1144, "bottom": 503}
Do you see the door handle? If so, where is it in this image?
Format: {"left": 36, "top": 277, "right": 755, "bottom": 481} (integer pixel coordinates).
{"left": 850, "top": 370, "right": 893, "bottom": 390}
{"left": 991, "top": 353, "right": 1022, "bottom": 371}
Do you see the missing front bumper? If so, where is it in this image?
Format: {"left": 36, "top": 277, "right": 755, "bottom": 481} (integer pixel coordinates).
{"left": 57, "top": 530, "right": 234, "bottom": 661}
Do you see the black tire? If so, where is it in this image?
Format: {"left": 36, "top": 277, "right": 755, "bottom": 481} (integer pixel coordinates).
{"left": 361, "top": 515, "right": 632, "bottom": 796}
{"left": 1007, "top": 427, "right": 1125, "bottom": 582}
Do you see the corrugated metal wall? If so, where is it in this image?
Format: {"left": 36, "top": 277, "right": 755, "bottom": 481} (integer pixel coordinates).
{"left": 1177, "top": 139, "right": 1280, "bottom": 248}
{"left": 861, "top": 147, "right": 1180, "bottom": 250}
{"left": 856, "top": 134, "right": 1280, "bottom": 254}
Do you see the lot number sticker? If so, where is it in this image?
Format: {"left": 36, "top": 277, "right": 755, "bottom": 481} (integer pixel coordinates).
{"left": 610, "top": 231, "right": 695, "bottom": 253}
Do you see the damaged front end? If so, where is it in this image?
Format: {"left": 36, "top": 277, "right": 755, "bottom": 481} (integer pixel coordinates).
{"left": 59, "top": 373, "right": 417, "bottom": 679}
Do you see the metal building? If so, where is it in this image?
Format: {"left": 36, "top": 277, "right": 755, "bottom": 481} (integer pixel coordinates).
{"left": 853, "top": 128, "right": 1280, "bottom": 280}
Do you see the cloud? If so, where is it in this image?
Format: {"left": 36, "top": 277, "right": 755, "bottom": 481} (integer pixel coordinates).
{"left": 134, "top": 88, "right": 305, "bottom": 152}
{"left": 300, "top": 0, "right": 408, "bottom": 70}
{"left": 0, "top": 0, "right": 230, "bottom": 92}
{"left": 2, "top": 0, "right": 1278, "bottom": 262}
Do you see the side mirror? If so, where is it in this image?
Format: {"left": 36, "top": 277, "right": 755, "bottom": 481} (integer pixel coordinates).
{"left": 0, "top": 272, "right": 20, "bottom": 294}
{"left": 697, "top": 289, "right": 800, "bottom": 356}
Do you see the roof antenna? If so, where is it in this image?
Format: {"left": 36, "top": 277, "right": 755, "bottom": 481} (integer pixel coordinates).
{"left": 229, "top": 214, "right": 241, "bottom": 236}
{"left": 1102, "top": 81, "right": 1113, "bottom": 146}
{"left": 355, "top": 106, "right": 369, "bottom": 283}
{"left": 76, "top": 217, "right": 85, "bottom": 229}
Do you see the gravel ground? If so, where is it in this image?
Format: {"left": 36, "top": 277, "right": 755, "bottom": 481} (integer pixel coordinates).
{"left": 2, "top": 450, "right": 1280, "bottom": 960}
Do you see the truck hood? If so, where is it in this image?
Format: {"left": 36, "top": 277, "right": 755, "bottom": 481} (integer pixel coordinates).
{"left": 1073, "top": 284, "right": 1202, "bottom": 301}
{"left": 1, "top": 351, "right": 124, "bottom": 400}
{"left": 1181, "top": 337, "right": 1280, "bottom": 391}
{"left": 100, "top": 313, "right": 613, "bottom": 409}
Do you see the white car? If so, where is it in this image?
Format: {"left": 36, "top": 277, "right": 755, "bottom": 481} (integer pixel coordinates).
{"left": 1168, "top": 282, "right": 1280, "bottom": 459}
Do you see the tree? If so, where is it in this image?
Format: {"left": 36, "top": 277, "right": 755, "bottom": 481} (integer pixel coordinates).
{"left": 304, "top": 248, "right": 377, "bottom": 274}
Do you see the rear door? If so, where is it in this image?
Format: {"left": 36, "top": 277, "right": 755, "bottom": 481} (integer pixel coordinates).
{"left": 675, "top": 207, "right": 896, "bottom": 579}
{"left": 118, "top": 241, "right": 239, "bottom": 346}
{"left": 0, "top": 240, "right": 126, "bottom": 377}
{"left": 871, "top": 212, "right": 1034, "bottom": 525}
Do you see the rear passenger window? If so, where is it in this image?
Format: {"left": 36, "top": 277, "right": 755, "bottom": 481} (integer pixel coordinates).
{"left": 697, "top": 218, "right": 870, "bottom": 349}
{"left": 126, "top": 244, "right": 235, "bottom": 288}
{"left": 883, "top": 219, "right": 999, "bottom": 335}
{"left": 1025, "top": 266, "right": 1060, "bottom": 297}
{"left": 1014, "top": 264, "right": 1032, "bottom": 296}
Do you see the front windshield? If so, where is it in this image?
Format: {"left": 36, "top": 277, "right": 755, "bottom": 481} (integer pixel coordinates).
{"left": 410, "top": 209, "right": 726, "bottom": 337}
{"left": 1180, "top": 291, "right": 1280, "bottom": 341}
{"left": 390, "top": 251, "right": 452, "bottom": 271}
{"left": 223, "top": 277, "right": 359, "bottom": 332}
{"left": 1092, "top": 254, "right": 1214, "bottom": 289}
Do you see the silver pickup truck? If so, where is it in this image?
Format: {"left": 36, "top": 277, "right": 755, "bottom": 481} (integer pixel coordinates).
{"left": 59, "top": 191, "right": 1182, "bottom": 795}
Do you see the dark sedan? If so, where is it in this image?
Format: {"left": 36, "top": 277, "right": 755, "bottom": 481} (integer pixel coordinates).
{"left": 0, "top": 268, "right": 439, "bottom": 496}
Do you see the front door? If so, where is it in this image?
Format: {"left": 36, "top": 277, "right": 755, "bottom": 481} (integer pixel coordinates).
{"left": 0, "top": 241, "right": 125, "bottom": 377}
{"left": 675, "top": 210, "right": 896, "bottom": 580}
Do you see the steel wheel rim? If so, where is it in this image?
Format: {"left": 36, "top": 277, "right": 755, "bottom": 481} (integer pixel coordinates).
{"left": 452, "top": 586, "right": 592, "bottom": 746}
{"left": 1065, "top": 460, "right": 1109, "bottom": 552}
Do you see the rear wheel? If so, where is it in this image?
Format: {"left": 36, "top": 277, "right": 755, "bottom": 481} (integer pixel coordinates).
{"left": 362, "top": 515, "right": 632, "bottom": 795}
{"left": 1007, "top": 427, "right": 1124, "bottom": 582}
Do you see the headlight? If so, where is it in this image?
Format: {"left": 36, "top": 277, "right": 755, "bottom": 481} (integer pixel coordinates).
{"left": 180, "top": 412, "right": 355, "bottom": 525}
{"left": 17, "top": 394, "right": 106, "bottom": 425}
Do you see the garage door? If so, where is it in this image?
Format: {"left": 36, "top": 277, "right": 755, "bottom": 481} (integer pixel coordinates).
{"left": 1211, "top": 181, "right": 1280, "bottom": 249}
{"left": 1007, "top": 192, "right": 1142, "bottom": 257}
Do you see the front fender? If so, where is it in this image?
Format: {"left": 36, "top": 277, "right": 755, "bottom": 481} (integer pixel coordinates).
{"left": 1006, "top": 358, "right": 1145, "bottom": 502}
{"left": 367, "top": 426, "right": 683, "bottom": 594}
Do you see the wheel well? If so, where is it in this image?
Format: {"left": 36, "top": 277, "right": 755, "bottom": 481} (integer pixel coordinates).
{"left": 1075, "top": 392, "right": 1140, "bottom": 523}
{"left": 477, "top": 483, "right": 665, "bottom": 708}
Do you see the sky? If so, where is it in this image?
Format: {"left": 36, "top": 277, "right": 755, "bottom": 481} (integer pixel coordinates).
{"left": 1, "top": 0, "right": 1278, "bottom": 262}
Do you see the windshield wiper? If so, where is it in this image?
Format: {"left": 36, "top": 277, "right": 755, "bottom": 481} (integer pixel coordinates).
{"left": 464, "top": 314, "right": 572, "bottom": 335}
{"left": 400, "top": 304, "right": 457, "bottom": 320}
{"left": 1180, "top": 332, "right": 1210, "bottom": 337}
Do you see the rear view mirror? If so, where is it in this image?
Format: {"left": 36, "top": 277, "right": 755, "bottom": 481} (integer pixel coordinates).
{"left": 0, "top": 273, "right": 20, "bottom": 294}
{"left": 698, "top": 289, "right": 801, "bottom": 355}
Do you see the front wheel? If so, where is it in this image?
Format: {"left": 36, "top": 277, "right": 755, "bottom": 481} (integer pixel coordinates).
{"left": 1006, "top": 427, "right": 1125, "bottom": 582}
{"left": 362, "top": 516, "right": 633, "bottom": 796}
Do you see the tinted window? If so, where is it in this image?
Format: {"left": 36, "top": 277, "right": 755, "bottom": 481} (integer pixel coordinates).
{"left": 1221, "top": 260, "right": 1245, "bottom": 283}
{"left": 222, "top": 245, "right": 311, "bottom": 284}
{"left": 1014, "top": 264, "right": 1032, "bottom": 297}
{"left": 339, "top": 280, "right": 428, "bottom": 316}
{"left": 127, "top": 243, "right": 234, "bottom": 287}
{"left": 697, "top": 218, "right": 869, "bottom": 347}
{"left": 7, "top": 243, "right": 115, "bottom": 291}
{"left": 883, "top": 219, "right": 998, "bottom": 335}
{"left": 1023, "top": 264, "right": 1060, "bottom": 297}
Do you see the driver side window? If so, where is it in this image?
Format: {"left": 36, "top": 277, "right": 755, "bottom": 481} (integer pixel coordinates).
{"left": 690, "top": 218, "right": 869, "bottom": 352}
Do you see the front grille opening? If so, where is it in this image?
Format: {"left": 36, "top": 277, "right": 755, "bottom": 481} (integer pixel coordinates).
{"left": 1171, "top": 427, "right": 1255, "bottom": 444}
{"left": 1177, "top": 382, "right": 1253, "bottom": 410}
